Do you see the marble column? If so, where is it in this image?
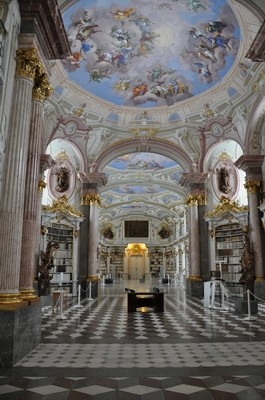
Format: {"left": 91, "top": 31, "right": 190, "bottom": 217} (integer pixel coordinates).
{"left": 244, "top": 181, "right": 264, "bottom": 279}
{"left": 19, "top": 66, "right": 53, "bottom": 301}
{"left": 79, "top": 173, "right": 107, "bottom": 295}
{"left": 235, "top": 155, "right": 265, "bottom": 299}
{"left": 106, "top": 247, "right": 111, "bottom": 276}
{"left": 235, "top": 156, "right": 264, "bottom": 280}
{"left": 0, "top": 48, "right": 39, "bottom": 307}
{"left": 180, "top": 172, "right": 208, "bottom": 286}
{"left": 187, "top": 197, "right": 201, "bottom": 279}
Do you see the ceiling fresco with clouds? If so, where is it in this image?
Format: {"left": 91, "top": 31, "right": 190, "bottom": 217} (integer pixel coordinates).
{"left": 62, "top": 0, "right": 240, "bottom": 107}
{"left": 100, "top": 153, "right": 184, "bottom": 219}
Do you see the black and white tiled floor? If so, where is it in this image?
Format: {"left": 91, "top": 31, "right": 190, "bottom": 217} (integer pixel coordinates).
{"left": 1, "top": 279, "right": 265, "bottom": 399}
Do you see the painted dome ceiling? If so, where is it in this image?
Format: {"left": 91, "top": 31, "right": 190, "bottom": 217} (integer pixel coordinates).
{"left": 62, "top": 0, "right": 240, "bottom": 108}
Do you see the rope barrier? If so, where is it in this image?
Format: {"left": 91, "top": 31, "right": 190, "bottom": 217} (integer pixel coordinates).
{"left": 249, "top": 290, "right": 265, "bottom": 304}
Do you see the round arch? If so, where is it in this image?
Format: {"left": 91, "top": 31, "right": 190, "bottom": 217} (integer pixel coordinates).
{"left": 244, "top": 94, "right": 265, "bottom": 155}
{"left": 91, "top": 138, "right": 194, "bottom": 173}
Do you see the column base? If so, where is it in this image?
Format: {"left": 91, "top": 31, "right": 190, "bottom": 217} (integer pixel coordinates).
{"left": 20, "top": 289, "right": 38, "bottom": 301}
{"left": 186, "top": 277, "right": 204, "bottom": 297}
{"left": 0, "top": 292, "right": 24, "bottom": 307}
{"left": 85, "top": 279, "right": 98, "bottom": 299}
{"left": 0, "top": 301, "right": 42, "bottom": 367}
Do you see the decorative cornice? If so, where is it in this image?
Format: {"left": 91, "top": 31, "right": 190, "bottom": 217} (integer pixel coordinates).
{"left": 246, "top": 20, "right": 265, "bottom": 62}
{"left": 42, "top": 195, "right": 83, "bottom": 217}
{"left": 235, "top": 155, "right": 264, "bottom": 178}
{"left": 39, "top": 154, "right": 56, "bottom": 175}
{"left": 205, "top": 196, "right": 248, "bottom": 217}
{"left": 18, "top": 0, "right": 71, "bottom": 60}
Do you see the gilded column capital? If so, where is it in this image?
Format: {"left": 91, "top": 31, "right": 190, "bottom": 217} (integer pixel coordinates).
{"left": 185, "top": 194, "right": 206, "bottom": 206}
{"left": 16, "top": 48, "right": 39, "bottom": 80}
{"left": 81, "top": 194, "right": 101, "bottom": 206}
{"left": 244, "top": 180, "right": 262, "bottom": 194}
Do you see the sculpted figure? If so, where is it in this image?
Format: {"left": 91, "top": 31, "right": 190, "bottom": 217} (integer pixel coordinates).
{"left": 38, "top": 241, "right": 60, "bottom": 295}
{"left": 239, "top": 232, "right": 255, "bottom": 288}
{"left": 54, "top": 167, "right": 69, "bottom": 192}
{"left": 217, "top": 167, "right": 231, "bottom": 194}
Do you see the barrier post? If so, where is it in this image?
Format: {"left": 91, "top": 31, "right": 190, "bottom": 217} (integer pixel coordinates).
{"left": 244, "top": 289, "right": 256, "bottom": 321}
{"left": 87, "top": 281, "right": 93, "bottom": 301}
{"left": 74, "top": 284, "right": 83, "bottom": 308}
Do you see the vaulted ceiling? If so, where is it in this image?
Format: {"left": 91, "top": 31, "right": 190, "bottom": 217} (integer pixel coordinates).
{"left": 42, "top": 0, "right": 265, "bottom": 224}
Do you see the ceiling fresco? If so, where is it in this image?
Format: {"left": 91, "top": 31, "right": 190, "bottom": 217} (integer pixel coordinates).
{"left": 107, "top": 153, "right": 180, "bottom": 171}
{"left": 100, "top": 153, "right": 184, "bottom": 219}
{"left": 62, "top": 0, "right": 240, "bottom": 108}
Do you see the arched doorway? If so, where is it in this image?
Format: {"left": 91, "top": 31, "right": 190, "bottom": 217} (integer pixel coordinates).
{"left": 124, "top": 243, "right": 150, "bottom": 280}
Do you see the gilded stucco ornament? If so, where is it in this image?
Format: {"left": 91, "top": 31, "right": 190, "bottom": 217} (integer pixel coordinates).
{"left": 206, "top": 196, "right": 248, "bottom": 217}
{"left": 42, "top": 195, "right": 83, "bottom": 217}
{"left": 33, "top": 67, "right": 53, "bottom": 101}
{"left": 185, "top": 194, "right": 206, "bottom": 206}
{"left": 81, "top": 194, "right": 101, "bottom": 206}
{"left": 129, "top": 127, "right": 159, "bottom": 140}
{"left": 251, "top": 67, "right": 265, "bottom": 93}
{"left": 244, "top": 180, "right": 262, "bottom": 194}
{"left": 38, "top": 179, "right": 46, "bottom": 192}
{"left": 16, "top": 48, "right": 39, "bottom": 80}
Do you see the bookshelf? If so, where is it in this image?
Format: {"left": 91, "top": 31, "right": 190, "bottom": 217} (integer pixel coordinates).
{"left": 215, "top": 223, "right": 244, "bottom": 295}
{"left": 47, "top": 223, "right": 73, "bottom": 293}
{"left": 41, "top": 197, "right": 84, "bottom": 296}
{"left": 150, "top": 250, "right": 163, "bottom": 277}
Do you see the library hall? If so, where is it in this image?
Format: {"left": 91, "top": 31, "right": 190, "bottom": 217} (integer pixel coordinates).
{"left": 1, "top": 0, "right": 265, "bottom": 399}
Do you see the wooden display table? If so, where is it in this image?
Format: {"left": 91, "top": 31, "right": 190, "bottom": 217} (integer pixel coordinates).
{"left": 127, "top": 291, "right": 164, "bottom": 312}
{"left": 52, "top": 290, "right": 68, "bottom": 313}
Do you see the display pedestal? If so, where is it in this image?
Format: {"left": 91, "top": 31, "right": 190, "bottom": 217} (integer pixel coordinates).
{"left": 127, "top": 292, "right": 164, "bottom": 312}
{"left": 0, "top": 300, "right": 42, "bottom": 367}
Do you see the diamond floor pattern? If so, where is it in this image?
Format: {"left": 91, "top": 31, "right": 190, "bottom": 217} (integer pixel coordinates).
{"left": 1, "top": 279, "right": 265, "bottom": 399}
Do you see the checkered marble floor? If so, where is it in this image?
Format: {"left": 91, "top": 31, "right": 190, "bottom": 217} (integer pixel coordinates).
{"left": 1, "top": 279, "right": 265, "bottom": 399}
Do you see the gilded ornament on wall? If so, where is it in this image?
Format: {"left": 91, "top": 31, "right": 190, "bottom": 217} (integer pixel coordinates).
{"left": 42, "top": 195, "right": 83, "bottom": 218}
{"left": 206, "top": 195, "right": 247, "bottom": 217}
